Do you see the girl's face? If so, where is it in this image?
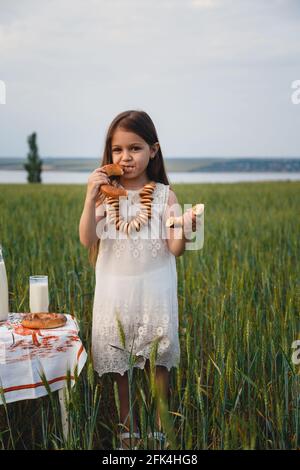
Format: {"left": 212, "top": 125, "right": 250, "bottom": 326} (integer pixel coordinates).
{"left": 111, "top": 128, "right": 159, "bottom": 186}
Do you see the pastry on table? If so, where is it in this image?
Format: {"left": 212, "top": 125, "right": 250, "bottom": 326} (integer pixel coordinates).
{"left": 21, "top": 312, "right": 67, "bottom": 329}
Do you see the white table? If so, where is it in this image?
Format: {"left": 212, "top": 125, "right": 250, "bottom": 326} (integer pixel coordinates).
{"left": 0, "top": 313, "right": 87, "bottom": 439}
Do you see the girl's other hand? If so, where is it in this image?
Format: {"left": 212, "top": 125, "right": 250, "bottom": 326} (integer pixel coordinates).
{"left": 86, "top": 167, "right": 111, "bottom": 203}
{"left": 183, "top": 208, "right": 198, "bottom": 232}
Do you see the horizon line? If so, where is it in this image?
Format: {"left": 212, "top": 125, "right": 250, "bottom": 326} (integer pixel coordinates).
{"left": 0, "top": 155, "right": 300, "bottom": 160}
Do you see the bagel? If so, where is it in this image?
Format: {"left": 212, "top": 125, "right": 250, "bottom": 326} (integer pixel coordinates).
{"left": 21, "top": 312, "right": 67, "bottom": 329}
{"left": 102, "top": 163, "right": 124, "bottom": 176}
{"left": 100, "top": 163, "right": 128, "bottom": 198}
{"left": 166, "top": 204, "right": 204, "bottom": 228}
{"left": 101, "top": 184, "right": 128, "bottom": 198}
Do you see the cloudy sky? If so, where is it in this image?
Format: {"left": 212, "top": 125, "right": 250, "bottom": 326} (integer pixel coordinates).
{"left": 0, "top": 0, "right": 299, "bottom": 158}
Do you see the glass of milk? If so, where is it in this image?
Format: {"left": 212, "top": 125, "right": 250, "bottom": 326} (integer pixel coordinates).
{"left": 29, "top": 275, "right": 49, "bottom": 313}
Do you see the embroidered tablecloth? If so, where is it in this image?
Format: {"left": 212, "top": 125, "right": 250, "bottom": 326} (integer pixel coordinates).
{"left": 0, "top": 313, "right": 87, "bottom": 404}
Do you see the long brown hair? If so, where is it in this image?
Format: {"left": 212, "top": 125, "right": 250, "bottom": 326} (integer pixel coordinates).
{"left": 88, "top": 110, "right": 172, "bottom": 267}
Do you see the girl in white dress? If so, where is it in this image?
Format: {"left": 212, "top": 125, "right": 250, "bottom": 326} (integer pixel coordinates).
{"left": 79, "top": 110, "right": 199, "bottom": 449}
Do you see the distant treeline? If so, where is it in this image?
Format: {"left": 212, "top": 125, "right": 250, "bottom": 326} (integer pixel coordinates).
{"left": 0, "top": 157, "right": 300, "bottom": 173}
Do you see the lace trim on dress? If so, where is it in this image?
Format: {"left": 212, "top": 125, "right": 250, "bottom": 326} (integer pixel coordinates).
{"left": 92, "top": 297, "right": 181, "bottom": 377}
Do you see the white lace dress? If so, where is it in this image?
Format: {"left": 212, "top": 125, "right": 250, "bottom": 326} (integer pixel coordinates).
{"left": 91, "top": 182, "right": 180, "bottom": 377}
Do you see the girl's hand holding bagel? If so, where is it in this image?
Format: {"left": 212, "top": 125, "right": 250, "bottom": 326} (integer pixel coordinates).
{"left": 86, "top": 164, "right": 127, "bottom": 202}
{"left": 100, "top": 163, "right": 127, "bottom": 197}
{"left": 86, "top": 167, "right": 111, "bottom": 202}
{"left": 166, "top": 204, "right": 204, "bottom": 232}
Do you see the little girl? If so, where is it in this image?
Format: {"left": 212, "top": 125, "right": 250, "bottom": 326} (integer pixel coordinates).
{"left": 79, "top": 110, "right": 198, "bottom": 450}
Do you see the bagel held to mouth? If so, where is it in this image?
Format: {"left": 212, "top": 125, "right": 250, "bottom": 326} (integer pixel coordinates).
{"left": 100, "top": 163, "right": 128, "bottom": 198}
{"left": 21, "top": 312, "right": 67, "bottom": 329}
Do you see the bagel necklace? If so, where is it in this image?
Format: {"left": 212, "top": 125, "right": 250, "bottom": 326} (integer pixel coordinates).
{"left": 106, "top": 180, "right": 157, "bottom": 236}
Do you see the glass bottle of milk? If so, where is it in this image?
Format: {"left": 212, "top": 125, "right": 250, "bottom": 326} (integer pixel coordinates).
{"left": 0, "top": 245, "right": 9, "bottom": 321}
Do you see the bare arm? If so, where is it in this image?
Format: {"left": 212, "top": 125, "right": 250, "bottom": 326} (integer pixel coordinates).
{"left": 79, "top": 198, "right": 105, "bottom": 248}
{"left": 164, "top": 189, "right": 197, "bottom": 257}
{"left": 79, "top": 168, "right": 110, "bottom": 248}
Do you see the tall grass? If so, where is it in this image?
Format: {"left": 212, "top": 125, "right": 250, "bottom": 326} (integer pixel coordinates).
{"left": 0, "top": 181, "right": 299, "bottom": 449}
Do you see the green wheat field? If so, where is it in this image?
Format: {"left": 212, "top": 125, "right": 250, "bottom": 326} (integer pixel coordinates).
{"left": 0, "top": 181, "right": 299, "bottom": 450}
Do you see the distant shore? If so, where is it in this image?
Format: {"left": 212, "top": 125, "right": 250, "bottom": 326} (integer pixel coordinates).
{"left": 1, "top": 170, "right": 300, "bottom": 184}
{"left": 0, "top": 157, "right": 300, "bottom": 173}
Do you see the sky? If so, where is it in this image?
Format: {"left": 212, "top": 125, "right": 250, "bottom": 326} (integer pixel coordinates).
{"left": 0, "top": 0, "right": 300, "bottom": 158}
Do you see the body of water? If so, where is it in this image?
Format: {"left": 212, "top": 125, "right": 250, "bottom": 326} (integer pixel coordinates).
{"left": 0, "top": 170, "right": 300, "bottom": 184}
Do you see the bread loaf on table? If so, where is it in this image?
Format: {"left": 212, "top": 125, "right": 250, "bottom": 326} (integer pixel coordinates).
{"left": 21, "top": 312, "right": 67, "bottom": 329}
